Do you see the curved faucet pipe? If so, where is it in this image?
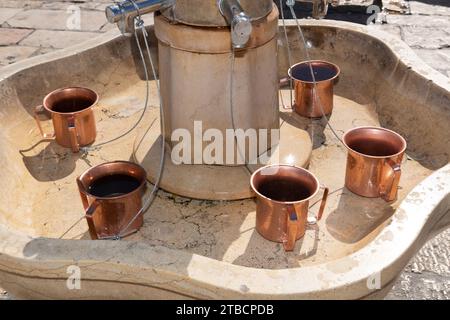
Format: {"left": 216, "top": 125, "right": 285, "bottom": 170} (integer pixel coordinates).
{"left": 106, "top": 0, "right": 175, "bottom": 33}
{"left": 107, "top": 0, "right": 254, "bottom": 47}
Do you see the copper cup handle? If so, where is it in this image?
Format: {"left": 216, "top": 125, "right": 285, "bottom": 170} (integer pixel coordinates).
{"left": 284, "top": 206, "right": 299, "bottom": 252}
{"left": 283, "top": 186, "right": 329, "bottom": 251}
{"left": 68, "top": 116, "right": 80, "bottom": 153}
{"left": 77, "top": 177, "right": 100, "bottom": 240}
{"left": 77, "top": 178, "right": 89, "bottom": 207}
{"left": 279, "top": 77, "right": 290, "bottom": 88}
{"left": 308, "top": 185, "right": 329, "bottom": 224}
{"left": 317, "top": 186, "right": 329, "bottom": 221}
{"left": 34, "top": 105, "right": 55, "bottom": 139}
{"left": 279, "top": 77, "right": 293, "bottom": 110}
{"left": 85, "top": 200, "right": 100, "bottom": 240}
{"left": 382, "top": 159, "right": 402, "bottom": 202}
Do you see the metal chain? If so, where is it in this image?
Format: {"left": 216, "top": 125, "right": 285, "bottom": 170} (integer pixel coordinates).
{"left": 286, "top": 0, "right": 344, "bottom": 146}
{"left": 229, "top": 47, "right": 254, "bottom": 176}
{"left": 284, "top": 1, "right": 346, "bottom": 214}
{"left": 80, "top": 0, "right": 149, "bottom": 153}
{"left": 279, "top": 0, "right": 294, "bottom": 107}
{"left": 73, "top": 8, "right": 165, "bottom": 240}
{"left": 115, "top": 13, "right": 166, "bottom": 239}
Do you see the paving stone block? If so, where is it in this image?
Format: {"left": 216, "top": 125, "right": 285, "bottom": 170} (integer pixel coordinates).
{"left": 0, "top": 7, "right": 21, "bottom": 23}
{"left": 41, "top": 1, "right": 102, "bottom": 11}
{"left": 387, "top": 229, "right": 450, "bottom": 300}
{"left": 368, "top": 24, "right": 403, "bottom": 39}
{"left": 19, "top": 29, "right": 101, "bottom": 49}
{"left": 6, "top": 9, "right": 107, "bottom": 32}
{"left": 402, "top": 25, "right": 450, "bottom": 49}
{"left": 0, "top": 27, "right": 33, "bottom": 45}
{"left": 413, "top": 48, "right": 450, "bottom": 77}
{"left": 95, "top": 3, "right": 110, "bottom": 11}
{"left": 409, "top": 1, "right": 450, "bottom": 16}
{"left": 387, "top": 13, "right": 450, "bottom": 27}
{"left": 0, "top": 1, "right": 43, "bottom": 9}
{"left": 0, "top": 45, "right": 37, "bottom": 66}
{"left": 29, "top": 46, "right": 56, "bottom": 57}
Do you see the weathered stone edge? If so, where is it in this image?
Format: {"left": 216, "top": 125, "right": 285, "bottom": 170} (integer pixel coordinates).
{"left": 0, "top": 20, "right": 449, "bottom": 299}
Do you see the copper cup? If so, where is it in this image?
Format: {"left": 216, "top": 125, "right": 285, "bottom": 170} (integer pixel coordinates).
{"left": 34, "top": 87, "right": 98, "bottom": 153}
{"left": 343, "top": 126, "right": 407, "bottom": 202}
{"left": 77, "top": 161, "right": 147, "bottom": 240}
{"left": 287, "top": 60, "right": 340, "bottom": 118}
{"left": 251, "top": 165, "right": 329, "bottom": 251}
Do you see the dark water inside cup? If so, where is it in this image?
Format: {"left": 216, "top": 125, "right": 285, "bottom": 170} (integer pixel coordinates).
{"left": 257, "top": 177, "right": 312, "bottom": 202}
{"left": 349, "top": 138, "right": 401, "bottom": 157}
{"left": 88, "top": 174, "right": 141, "bottom": 198}
{"left": 291, "top": 64, "right": 338, "bottom": 82}
{"left": 51, "top": 97, "right": 94, "bottom": 113}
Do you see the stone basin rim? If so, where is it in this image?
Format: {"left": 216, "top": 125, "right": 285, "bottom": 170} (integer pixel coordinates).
{"left": 0, "top": 19, "right": 449, "bottom": 299}
{"left": 1, "top": 166, "right": 449, "bottom": 298}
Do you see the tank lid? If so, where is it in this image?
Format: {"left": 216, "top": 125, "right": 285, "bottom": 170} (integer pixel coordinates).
{"left": 161, "top": 0, "right": 274, "bottom": 27}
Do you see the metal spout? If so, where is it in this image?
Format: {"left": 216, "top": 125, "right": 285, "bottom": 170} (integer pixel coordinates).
{"left": 218, "top": 0, "right": 253, "bottom": 49}
{"left": 106, "top": 0, "right": 175, "bottom": 34}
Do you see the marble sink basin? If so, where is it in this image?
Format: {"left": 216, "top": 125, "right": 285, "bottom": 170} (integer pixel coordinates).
{"left": 0, "top": 19, "right": 449, "bottom": 299}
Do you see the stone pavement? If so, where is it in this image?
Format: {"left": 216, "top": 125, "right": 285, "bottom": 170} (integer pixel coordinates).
{"left": 378, "top": 1, "right": 450, "bottom": 78}
{"left": 0, "top": 0, "right": 449, "bottom": 300}
{"left": 0, "top": 0, "right": 114, "bottom": 66}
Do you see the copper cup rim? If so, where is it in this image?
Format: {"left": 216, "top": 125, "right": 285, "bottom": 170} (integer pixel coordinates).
{"left": 78, "top": 161, "right": 147, "bottom": 201}
{"left": 43, "top": 86, "right": 99, "bottom": 115}
{"left": 343, "top": 126, "right": 408, "bottom": 159}
{"left": 250, "top": 164, "right": 321, "bottom": 205}
{"left": 288, "top": 60, "right": 341, "bottom": 84}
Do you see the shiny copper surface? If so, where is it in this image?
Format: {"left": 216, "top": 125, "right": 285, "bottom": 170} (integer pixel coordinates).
{"left": 343, "top": 126, "right": 407, "bottom": 202}
{"left": 251, "top": 164, "right": 328, "bottom": 252}
{"left": 34, "top": 87, "right": 98, "bottom": 152}
{"left": 77, "top": 161, "right": 147, "bottom": 240}
{"left": 288, "top": 60, "right": 340, "bottom": 118}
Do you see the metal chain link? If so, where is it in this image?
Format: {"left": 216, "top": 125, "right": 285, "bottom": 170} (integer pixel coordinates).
{"left": 286, "top": 0, "right": 345, "bottom": 146}
{"left": 72, "top": 2, "right": 165, "bottom": 240}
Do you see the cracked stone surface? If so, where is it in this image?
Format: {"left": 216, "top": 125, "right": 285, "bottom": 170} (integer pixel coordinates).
{"left": 12, "top": 72, "right": 428, "bottom": 272}
{"left": 0, "top": 0, "right": 449, "bottom": 300}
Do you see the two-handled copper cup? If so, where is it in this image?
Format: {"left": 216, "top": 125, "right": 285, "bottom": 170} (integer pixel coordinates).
{"left": 77, "top": 161, "right": 147, "bottom": 240}
{"left": 251, "top": 165, "right": 329, "bottom": 252}
{"left": 343, "top": 127, "right": 407, "bottom": 202}
{"left": 34, "top": 87, "right": 98, "bottom": 153}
